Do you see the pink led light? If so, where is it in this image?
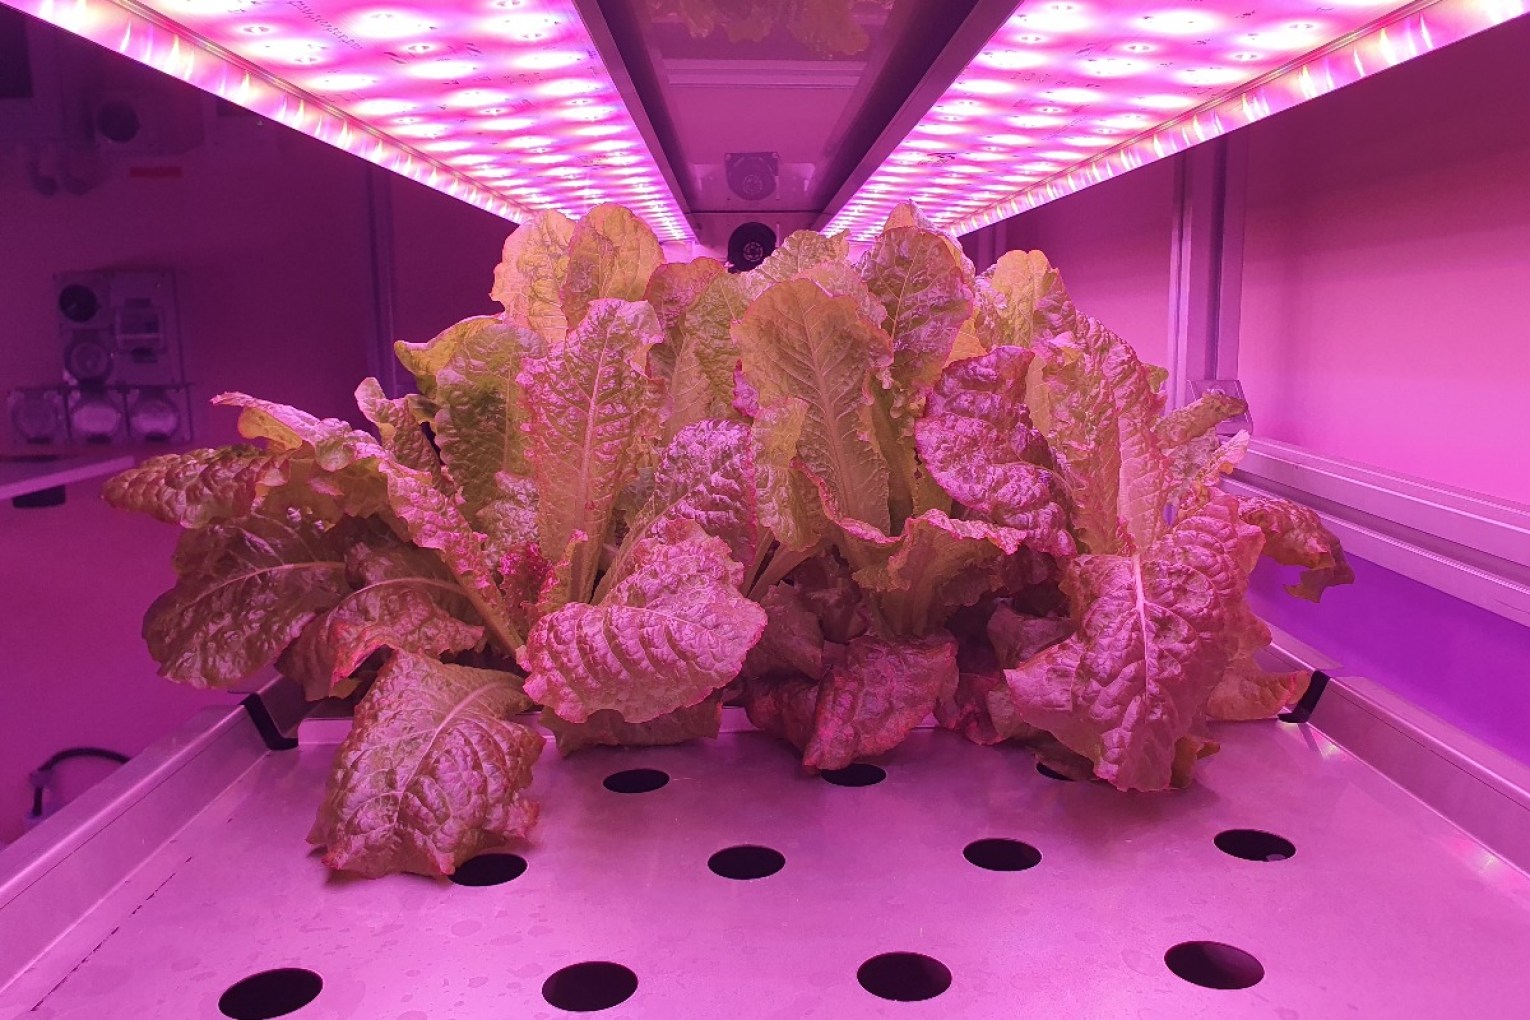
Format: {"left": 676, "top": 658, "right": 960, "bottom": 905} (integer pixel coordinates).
{"left": 8, "top": 0, "right": 692, "bottom": 241}
{"left": 828, "top": 0, "right": 1528, "bottom": 241}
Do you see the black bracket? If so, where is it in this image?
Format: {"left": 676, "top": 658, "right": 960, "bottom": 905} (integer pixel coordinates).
{"left": 241, "top": 692, "right": 299, "bottom": 751}
{"left": 1279, "top": 669, "right": 1332, "bottom": 725}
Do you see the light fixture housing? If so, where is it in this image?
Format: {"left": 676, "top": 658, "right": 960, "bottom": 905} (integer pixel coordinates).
{"left": 5, "top": 0, "right": 694, "bottom": 241}
{"left": 826, "top": 0, "right": 1528, "bottom": 240}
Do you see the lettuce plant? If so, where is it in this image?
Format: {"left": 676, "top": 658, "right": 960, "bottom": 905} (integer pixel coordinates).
{"left": 104, "top": 203, "right": 1351, "bottom": 878}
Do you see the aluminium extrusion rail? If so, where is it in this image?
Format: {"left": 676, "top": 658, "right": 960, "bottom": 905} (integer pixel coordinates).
{"left": 2, "top": 680, "right": 1529, "bottom": 1019}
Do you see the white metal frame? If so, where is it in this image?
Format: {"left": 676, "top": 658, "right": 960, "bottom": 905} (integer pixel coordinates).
{"left": 1161, "top": 129, "right": 1530, "bottom": 628}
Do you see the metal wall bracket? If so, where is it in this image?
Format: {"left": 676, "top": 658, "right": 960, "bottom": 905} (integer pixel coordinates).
{"left": 1166, "top": 132, "right": 1248, "bottom": 408}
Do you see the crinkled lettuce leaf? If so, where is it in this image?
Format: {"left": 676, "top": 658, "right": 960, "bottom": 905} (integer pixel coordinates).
{"left": 518, "top": 298, "right": 664, "bottom": 604}
{"left": 143, "top": 509, "right": 354, "bottom": 687}
{"left": 394, "top": 315, "right": 539, "bottom": 517}
{"left": 540, "top": 697, "right": 725, "bottom": 755}
{"left": 491, "top": 209, "right": 574, "bottom": 347}
{"left": 562, "top": 203, "right": 663, "bottom": 330}
{"left": 520, "top": 521, "right": 767, "bottom": 724}
{"left": 916, "top": 345, "right": 1073, "bottom": 556}
{"left": 735, "top": 277, "right": 894, "bottom": 533}
{"left": 309, "top": 651, "right": 541, "bottom": 878}
{"left": 599, "top": 419, "right": 759, "bottom": 598}
{"left": 1004, "top": 494, "right": 1264, "bottom": 790}
{"left": 743, "top": 631, "right": 958, "bottom": 771}
{"left": 103, "top": 446, "right": 292, "bottom": 529}
{"left": 277, "top": 534, "right": 485, "bottom": 701}
{"left": 1237, "top": 493, "right": 1355, "bottom": 601}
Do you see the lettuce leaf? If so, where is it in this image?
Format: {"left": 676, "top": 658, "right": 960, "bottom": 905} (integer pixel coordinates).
{"left": 742, "top": 631, "right": 958, "bottom": 771}
{"left": 666, "top": 272, "right": 752, "bottom": 434}
{"left": 354, "top": 379, "right": 440, "bottom": 477}
{"left": 491, "top": 209, "right": 575, "bottom": 347}
{"left": 1237, "top": 493, "right": 1355, "bottom": 601}
{"left": 743, "top": 581, "right": 829, "bottom": 681}
{"left": 277, "top": 534, "right": 485, "bottom": 701}
{"left": 520, "top": 521, "right": 767, "bottom": 724}
{"left": 916, "top": 345, "right": 1073, "bottom": 556}
{"left": 973, "top": 249, "right": 1076, "bottom": 348}
{"left": 394, "top": 315, "right": 538, "bottom": 517}
{"left": 646, "top": 256, "right": 727, "bottom": 340}
{"left": 1206, "top": 597, "right": 1311, "bottom": 721}
{"left": 561, "top": 203, "right": 663, "bottom": 330}
{"left": 750, "top": 399, "right": 826, "bottom": 553}
{"left": 102, "top": 446, "right": 292, "bottom": 529}
{"left": 600, "top": 419, "right": 759, "bottom": 597}
{"left": 214, "top": 393, "right": 520, "bottom": 652}
{"left": 540, "top": 697, "right": 724, "bottom": 755}
{"left": 804, "top": 631, "right": 957, "bottom": 771}
{"left": 859, "top": 224, "right": 974, "bottom": 398}
{"left": 144, "top": 510, "right": 355, "bottom": 687}
{"left": 735, "top": 277, "right": 894, "bottom": 533}
{"left": 309, "top": 651, "right": 541, "bottom": 878}
{"left": 519, "top": 298, "right": 664, "bottom": 604}
{"left": 1024, "top": 316, "right": 1171, "bottom": 555}
{"left": 1003, "top": 493, "right": 1265, "bottom": 790}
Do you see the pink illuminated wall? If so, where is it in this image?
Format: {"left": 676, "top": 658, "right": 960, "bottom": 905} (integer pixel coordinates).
{"left": 1238, "top": 14, "right": 1530, "bottom": 506}
{"left": 0, "top": 32, "right": 518, "bottom": 842}
{"left": 962, "top": 16, "right": 1530, "bottom": 765}
{"left": 982, "top": 156, "right": 1177, "bottom": 371}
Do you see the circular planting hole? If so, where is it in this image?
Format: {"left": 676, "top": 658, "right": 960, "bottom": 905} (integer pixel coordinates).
{"left": 541, "top": 961, "right": 638, "bottom": 1012}
{"left": 857, "top": 952, "right": 952, "bottom": 1002}
{"left": 820, "top": 763, "right": 886, "bottom": 787}
{"left": 1036, "top": 762, "right": 1075, "bottom": 782}
{"left": 218, "top": 968, "right": 323, "bottom": 1019}
{"left": 963, "top": 837, "right": 1042, "bottom": 872}
{"left": 1164, "top": 941, "right": 1265, "bottom": 990}
{"left": 602, "top": 768, "right": 669, "bottom": 794}
{"left": 708, "top": 844, "right": 786, "bottom": 881}
{"left": 450, "top": 852, "right": 528, "bottom": 886}
{"left": 1214, "top": 829, "right": 1296, "bottom": 863}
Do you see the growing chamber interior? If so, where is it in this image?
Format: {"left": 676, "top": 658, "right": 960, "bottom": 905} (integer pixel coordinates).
{"left": 1, "top": 1, "right": 1527, "bottom": 1017}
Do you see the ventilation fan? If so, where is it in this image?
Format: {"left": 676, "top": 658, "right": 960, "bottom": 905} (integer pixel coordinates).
{"left": 725, "top": 152, "right": 779, "bottom": 202}
{"left": 727, "top": 222, "right": 777, "bottom": 273}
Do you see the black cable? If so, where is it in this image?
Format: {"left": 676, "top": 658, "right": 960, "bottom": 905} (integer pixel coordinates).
{"left": 29, "top": 746, "right": 129, "bottom": 818}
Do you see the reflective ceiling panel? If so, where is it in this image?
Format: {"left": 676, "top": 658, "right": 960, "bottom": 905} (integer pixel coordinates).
{"left": 587, "top": 0, "right": 989, "bottom": 218}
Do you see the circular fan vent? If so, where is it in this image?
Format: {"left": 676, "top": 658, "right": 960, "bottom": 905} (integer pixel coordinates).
{"left": 725, "top": 151, "right": 778, "bottom": 202}
{"left": 727, "top": 221, "right": 777, "bottom": 273}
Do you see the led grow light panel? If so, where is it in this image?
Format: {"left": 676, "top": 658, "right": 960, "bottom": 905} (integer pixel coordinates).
{"left": 827, "top": 0, "right": 1528, "bottom": 240}
{"left": 8, "top": 0, "right": 693, "bottom": 241}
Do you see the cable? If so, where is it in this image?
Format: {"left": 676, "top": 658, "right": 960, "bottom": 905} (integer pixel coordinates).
{"left": 28, "top": 746, "right": 129, "bottom": 819}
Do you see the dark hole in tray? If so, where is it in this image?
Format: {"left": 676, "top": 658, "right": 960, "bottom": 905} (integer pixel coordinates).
{"left": 963, "top": 837, "right": 1042, "bottom": 872}
{"left": 1215, "top": 828, "right": 1296, "bottom": 862}
{"left": 1164, "top": 941, "right": 1265, "bottom": 990}
{"left": 820, "top": 763, "right": 886, "bottom": 787}
{"left": 218, "top": 967, "right": 323, "bottom": 1019}
{"left": 541, "top": 961, "right": 639, "bottom": 1012}
{"left": 857, "top": 952, "right": 952, "bottom": 1002}
{"left": 450, "top": 852, "right": 527, "bottom": 886}
{"left": 708, "top": 844, "right": 786, "bottom": 880}
{"left": 603, "top": 768, "right": 669, "bottom": 794}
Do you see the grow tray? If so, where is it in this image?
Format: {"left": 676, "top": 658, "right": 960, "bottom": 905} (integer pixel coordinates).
{"left": 3, "top": 675, "right": 1529, "bottom": 1019}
